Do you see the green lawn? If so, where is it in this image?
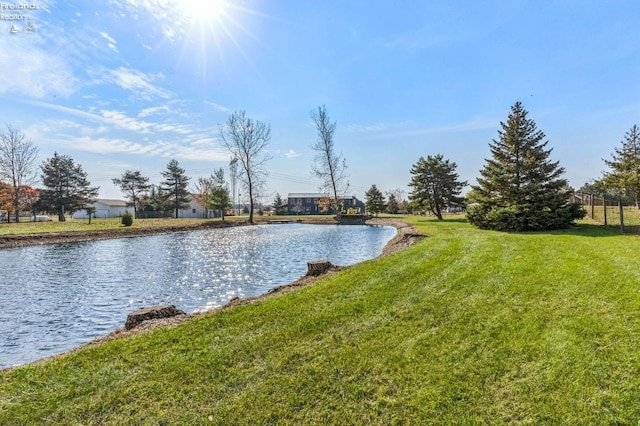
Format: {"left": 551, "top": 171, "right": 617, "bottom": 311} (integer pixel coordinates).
{"left": 0, "top": 215, "right": 335, "bottom": 236}
{"left": 1, "top": 217, "right": 639, "bottom": 424}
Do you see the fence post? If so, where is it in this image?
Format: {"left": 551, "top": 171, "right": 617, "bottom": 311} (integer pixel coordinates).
{"left": 603, "top": 197, "right": 607, "bottom": 225}
{"left": 619, "top": 200, "right": 624, "bottom": 231}
{"left": 590, "top": 193, "right": 595, "bottom": 219}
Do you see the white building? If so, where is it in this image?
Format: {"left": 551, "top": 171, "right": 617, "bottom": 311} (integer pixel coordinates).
{"left": 72, "top": 199, "right": 129, "bottom": 219}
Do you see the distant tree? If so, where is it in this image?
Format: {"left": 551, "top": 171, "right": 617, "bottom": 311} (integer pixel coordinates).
{"left": 602, "top": 124, "right": 640, "bottom": 207}
{"left": 161, "top": 159, "right": 191, "bottom": 219}
{"left": 0, "top": 181, "right": 12, "bottom": 220}
{"left": 317, "top": 196, "right": 332, "bottom": 214}
{"left": 84, "top": 205, "right": 96, "bottom": 225}
{"left": 193, "top": 176, "right": 214, "bottom": 218}
{"left": 311, "top": 105, "right": 349, "bottom": 215}
{"left": 409, "top": 154, "right": 466, "bottom": 220}
{"left": 291, "top": 199, "right": 303, "bottom": 215}
{"left": 207, "top": 168, "right": 231, "bottom": 220}
{"left": 112, "top": 170, "right": 150, "bottom": 218}
{"left": 19, "top": 186, "right": 39, "bottom": 217}
{"left": 577, "top": 180, "right": 629, "bottom": 203}
{"left": 273, "top": 193, "right": 283, "bottom": 209}
{"left": 39, "top": 153, "right": 99, "bottom": 222}
{"left": 386, "top": 193, "right": 399, "bottom": 214}
{"left": 466, "top": 102, "right": 584, "bottom": 231}
{"left": 387, "top": 188, "right": 408, "bottom": 212}
{"left": 365, "top": 184, "right": 386, "bottom": 216}
{"left": 0, "top": 125, "right": 39, "bottom": 223}
{"left": 219, "top": 111, "right": 271, "bottom": 224}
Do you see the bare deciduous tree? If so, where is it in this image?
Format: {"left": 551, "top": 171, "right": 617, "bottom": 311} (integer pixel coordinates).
{"left": 0, "top": 125, "right": 39, "bottom": 223}
{"left": 218, "top": 110, "right": 271, "bottom": 224}
{"left": 311, "top": 105, "right": 348, "bottom": 215}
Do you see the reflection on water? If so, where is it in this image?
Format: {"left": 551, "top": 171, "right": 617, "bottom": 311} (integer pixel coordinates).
{"left": 0, "top": 224, "right": 395, "bottom": 368}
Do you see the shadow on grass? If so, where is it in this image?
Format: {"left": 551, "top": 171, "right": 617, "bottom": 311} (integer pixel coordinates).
{"left": 415, "top": 217, "right": 468, "bottom": 224}
{"left": 521, "top": 222, "right": 626, "bottom": 238}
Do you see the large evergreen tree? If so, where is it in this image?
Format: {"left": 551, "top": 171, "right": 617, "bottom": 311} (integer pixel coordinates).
{"left": 161, "top": 159, "right": 191, "bottom": 219}
{"left": 467, "top": 102, "right": 583, "bottom": 231}
{"left": 602, "top": 124, "right": 640, "bottom": 207}
{"left": 409, "top": 154, "right": 466, "bottom": 220}
{"left": 39, "top": 153, "right": 99, "bottom": 222}
{"left": 365, "top": 184, "right": 386, "bottom": 216}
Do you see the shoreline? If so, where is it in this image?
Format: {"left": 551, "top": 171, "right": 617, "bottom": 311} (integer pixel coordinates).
{"left": 2, "top": 218, "right": 424, "bottom": 370}
{"left": 79, "top": 218, "right": 424, "bottom": 344}
{"left": 0, "top": 216, "right": 364, "bottom": 250}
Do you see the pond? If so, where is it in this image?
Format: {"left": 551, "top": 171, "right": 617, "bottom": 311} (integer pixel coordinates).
{"left": 0, "top": 224, "right": 396, "bottom": 369}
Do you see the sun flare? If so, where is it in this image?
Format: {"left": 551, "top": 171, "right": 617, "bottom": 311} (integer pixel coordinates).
{"left": 180, "top": 0, "right": 227, "bottom": 23}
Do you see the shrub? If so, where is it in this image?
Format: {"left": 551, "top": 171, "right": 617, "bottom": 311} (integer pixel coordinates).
{"left": 121, "top": 211, "right": 133, "bottom": 227}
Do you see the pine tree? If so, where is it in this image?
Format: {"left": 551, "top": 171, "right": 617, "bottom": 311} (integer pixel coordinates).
{"left": 207, "top": 168, "right": 231, "bottom": 220}
{"left": 409, "top": 154, "right": 466, "bottom": 220}
{"left": 603, "top": 124, "right": 640, "bottom": 207}
{"left": 39, "top": 153, "right": 99, "bottom": 222}
{"left": 161, "top": 159, "right": 191, "bottom": 219}
{"left": 386, "top": 193, "right": 399, "bottom": 214}
{"left": 272, "top": 193, "right": 286, "bottom": 215}
{"left": 467, "top": 102, "right": 584, "bottom": 231}
{"left": 365, "top": 184, "right": 386, "bottom": 217}
{"left": 112, "top": 170, "right": 150, "bottom": 218}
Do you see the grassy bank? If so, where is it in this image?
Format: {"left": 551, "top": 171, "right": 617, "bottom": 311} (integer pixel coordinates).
{"left": 0, "top": 217, "right": 242, "bottom": 236}
{"left": 1, "top": 217, "right": 639, "bottom": 424}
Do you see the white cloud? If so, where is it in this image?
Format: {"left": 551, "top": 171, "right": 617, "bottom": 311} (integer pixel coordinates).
{"left": 101, "top": 110, "right": 154, "bottom": 133}
{"left": 138, "top": 105, "right": 170, "bottom": 117}
{"left": 345, "top": 123, "right": 387, "bottom": 133}
{"left": 284, "top": 149, "right": 300, "bottom": 158}
{"left": 99, "top": 31, "right": 119, "bottom": 52}
{"left": 100, "top": 31, "right": 117, "bottom": 44}
{"left": 0, "top": 41, "right": 76, "bottom": 99}
{"left": 103, "top": 67, "right": 172, "bottom": 100}
{"left": 204, "top": 101, "right": 232, "bottom": 114}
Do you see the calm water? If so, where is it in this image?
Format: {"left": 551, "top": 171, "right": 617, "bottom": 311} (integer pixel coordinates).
{"left": 0, "top": 224, "right": 395, "bottom": 369}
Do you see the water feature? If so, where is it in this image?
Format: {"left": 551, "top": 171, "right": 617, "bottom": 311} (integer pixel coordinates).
{"left": 0, "top": 224, "right": 396, "bottom": 369}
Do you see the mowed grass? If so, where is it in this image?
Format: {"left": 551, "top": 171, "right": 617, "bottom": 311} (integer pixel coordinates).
{"left": 0, "top": 215, "right": 274, "bottom": 236}
{"left": 0, "top": 217, "right": 213, "bottom": 235}
{"left": 1, "top": 217, "right": 640, "bottom": 424}
{"left": 0, "top": 215, "right": 334, "bottom": 236}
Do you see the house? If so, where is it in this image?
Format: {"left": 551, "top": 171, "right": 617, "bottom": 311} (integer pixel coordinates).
{"left": 72, "top": 199, "right": 129, "bottom": 219}
{"left": 177, "top": 199, "right": 215, "bottom": 218}
{"left": 287, "top": 193, "right": 364, "bottom": 215}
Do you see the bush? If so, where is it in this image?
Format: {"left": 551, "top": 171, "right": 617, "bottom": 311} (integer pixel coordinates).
{"left": 466, "top": 202, "right": 585, "bottom": 232}
{"left": 121, "top": 211, "right": 134, "bottom": 227}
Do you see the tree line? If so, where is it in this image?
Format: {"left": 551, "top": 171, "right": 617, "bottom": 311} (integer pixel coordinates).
{"left": 6, "top": 101, "right": 623, "bottom": 231}
{"left": 0, "top": 106, "right": 348, "bottom": 224}
{"left": 365, "top": 102, "right": 585, "bottom": 231}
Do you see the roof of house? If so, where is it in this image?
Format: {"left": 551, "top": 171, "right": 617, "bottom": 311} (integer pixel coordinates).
{"left": 288, "top": 193, "right": 357, "bottom": 200}
{"left": 95, "top": 199, "right": 128, "bottom": 207}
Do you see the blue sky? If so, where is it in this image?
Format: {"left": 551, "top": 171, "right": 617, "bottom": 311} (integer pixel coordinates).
{"left": 1, "top": 0, "right": 638, "bottom": 202}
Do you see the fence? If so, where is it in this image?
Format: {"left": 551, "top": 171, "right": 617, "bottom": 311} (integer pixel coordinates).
{"left": 571, "top": 193, "right": 640, "bottom": 232}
